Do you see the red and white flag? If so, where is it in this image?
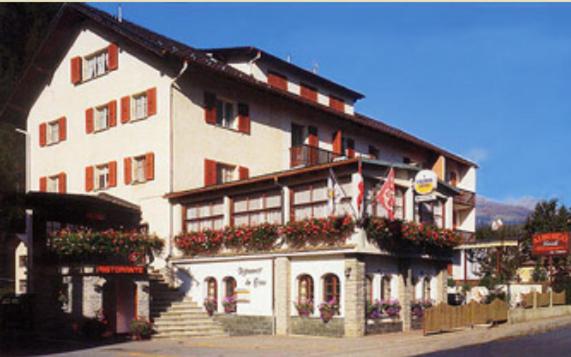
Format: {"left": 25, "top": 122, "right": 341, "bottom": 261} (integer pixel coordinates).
{"left": 376, "top": 168, "right": 396, "bottom": 220}
{"left": 356, "top": 160, "right": 365, "bottom": 219}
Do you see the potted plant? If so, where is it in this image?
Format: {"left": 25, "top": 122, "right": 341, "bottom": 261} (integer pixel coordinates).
{"left": 381, "top": 299, "right": 401, "bottom": 319}
{"left": 203, "top": 297, "right": 217, "bottom": 316}
{"left": 367, "top": 300, "right": 382, "bottom": 319}
{"left": 222, "top": 295, "right": 237, "bottom": 314}
{"left": 130, "top": 318, "right": 153, "bottom": 340}
{"left": 294, "top": 299, "right": 314, "bottom": 317}
{"left": 318, "top": 298, "right": 339, "bottom": 323}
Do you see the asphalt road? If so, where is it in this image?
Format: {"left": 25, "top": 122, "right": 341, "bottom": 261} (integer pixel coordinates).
{"left": 422, "top": 325, "right": 571, "bottom": 357}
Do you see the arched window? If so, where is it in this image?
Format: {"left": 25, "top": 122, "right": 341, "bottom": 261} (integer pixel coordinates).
{"left": 298, "top": 274, "right": 314, "bottom": 303}
{"left": 411, "top": 276, "right": 419, "bottom": 300}
{"left": 381, "top": 275, "right": 392, "bottom": 300}
{"left": 448, "top": 171, "right": 458, "bottom": 187}
{"left": 422, "top": 277, "right": 431, "bottom": 301}
{"left": 205, "top": 277, "right": 217, "bottom": 302}
{"left": 366, "top": 275, "right": 373, "bottom": 303}
{"left": 323, "top": 274, "right": 340, "bottom": 305}
{"left": 224, "top": 277, "right": 237, "bottom": 298}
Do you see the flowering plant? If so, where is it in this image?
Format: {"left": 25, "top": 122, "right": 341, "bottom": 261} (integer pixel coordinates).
{"left": 203, "top": 297, "right": 217, "bottom": 316}
{"left": 367, "top": 300, "right": 382, "bottom": 319}
{"left": 48, "top": 228, "right": 163, "bottom": 262}
{"left": 410, "top": 299, "right": 433, "bottom": 319}
{"left": 294, "top": 299, "right": 314, "bottom": 317}
{"left": 174, "top": 229, "right": 224, "bottom": 256}
{"left": 381, "top": 299, "right": 401, "bottom": 318}
{"left": 222, "top": 295, "right": 237, "bottom": 313}
{"left": 224, "top": 223, "right": 280, "bottom": 252}
{"left": 318, "top": 298, "right": 339, "bottom": 323}
{"left": 281, "top": 215, "right": 355, "bottom": 248}
{"left": 130, "top": 317, "right": 153, "bottom": 340}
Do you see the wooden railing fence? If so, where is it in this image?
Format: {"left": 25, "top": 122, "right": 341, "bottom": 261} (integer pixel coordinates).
{"left": 521, "top": 291, "right": 566, "bottom": 308}
{"left": 424, "top": 299, "right": 508, "bottom": 335}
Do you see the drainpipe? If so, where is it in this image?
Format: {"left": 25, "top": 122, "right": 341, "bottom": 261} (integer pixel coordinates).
{"left": 248, "top": 50, "right": 262, "bottom": 76}
{"left": 168, "top": 60, "right": 189, "bottom": 277}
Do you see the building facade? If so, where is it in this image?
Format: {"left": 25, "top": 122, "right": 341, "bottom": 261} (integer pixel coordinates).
{"left": 2, "top": 4, "right": 477, "bottom": 337}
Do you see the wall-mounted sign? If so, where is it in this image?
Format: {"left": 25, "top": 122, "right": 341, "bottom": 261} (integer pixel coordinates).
{"left": 414, "top": 170, "right": 438, "bottom": 195}
{"left": 96, "top": 265, "right": 146, "bottom": 274}
{"left": 532, "top": 232, "right": 570, "bottom": 256}
{"left": 415, "top": 194, "right": 437, "bottom": 203}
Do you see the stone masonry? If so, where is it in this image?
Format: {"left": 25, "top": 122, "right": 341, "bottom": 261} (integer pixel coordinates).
{"left": 274, "top": 257, "right": 291, "bottom": 335}
{"left": 344, "top": 257, "right": 366, "bottom": 337}
{"left": 398, "top": 259, "right": 412, "bottom": 332}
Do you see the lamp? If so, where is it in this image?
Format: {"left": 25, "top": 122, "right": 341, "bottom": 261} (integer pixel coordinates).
{"left": 345, "top": 267, "right": 352, "bottom": 278}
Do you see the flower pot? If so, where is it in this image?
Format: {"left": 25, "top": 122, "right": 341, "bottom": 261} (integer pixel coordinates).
{"left": 320, "top": 309, "right": 334, "bottom": 323}
{"left": 206, "top": 309, "right": 214, "bottom": 317}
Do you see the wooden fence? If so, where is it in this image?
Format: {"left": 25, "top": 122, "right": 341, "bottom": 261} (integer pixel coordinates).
{"left": 424, "top": 299, "right": 508, "bottom": 335}
{"left": 521, "top": 291, "right": 566, "bottom": 308}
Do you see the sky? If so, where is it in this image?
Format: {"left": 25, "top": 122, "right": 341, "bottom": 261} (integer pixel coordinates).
{"left": 93, "top": 3, "right": 571, "bottom": 207}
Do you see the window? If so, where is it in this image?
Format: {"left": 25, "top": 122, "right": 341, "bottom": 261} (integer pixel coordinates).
{"left": 434, "top": 200, "right": 444, "bottom": 228}
{"left": 216, "top": 163, "right": 236, "bottom": 185}
{"left": 205, "top": 277, "right": 217, "bottom": 309}
{"left": 95, "top": 105, "right": 109, "bottom": 131}
{"left": 215, "top": 99, "right": 236, "bottom": 129}
{"left": 381, "top": 275, "right": 392, "bottom": 300}
{"left": 291, "top": 181, "right": 329, "bottom": 220}
{"left": 18, "top": 255, "right": 27, "bottom": 268}
{"left": 298, "top": 275, "right": 314, "bottom": 304}
{"left": 184, "top": 199, "right": 224, "bottom": 231}
{"left": 415, "top": 200, "right": 445, "bottom": 227}
{"left": 343, "top": 137, "right": 355, "bottom": 158}
{"left": 133, "top": 156, "right": 147, "bottom": 183}
{"left": 448, "top": 171, "right": 458, "bottom": 187}
{"left": 47, "top": 121, "right": 60, "bottom": 145}
{"left": 291, "top": 123, "right": 304, "bottom": 147}
{"left": 268, "top": 71, "right": 288, "bottom": 91}
{"left": 323, "top": 274, "right": 340, "bottom": 310}
{"left": 47, "top": 175, "right": 59, "bottom": 193}
{"left": 368, "top": 182, "right": 404, "bottom": 220}
{"left": 46, "top": 221, "right": 62, "bottom": 235}
{"left": 96, "top": 164, "right": 110, "bottom": 191}
{"left": 394, "top": 188, "right": 405, "bottom": 220}
{"left": 83, "top": 50, "right": 108, "bottom": 81}
{"left": 422, "top": 277, "right": 431, "bottom": 300}
{"left": 300, "top": 83, "right": 317, "bottom": 102}
{"left": 368, "top": 145, "right": 379, "bottom": 160}
{"left": 224, "top": 276, "right": 237, "bottom": 310}
{"left": 366, "top": 275, "right": 373, "bottom": 303}
{"left": 232, "top": 190, "right": 283, "bottom": 226}
{"left": 19, "top": 279, "right": 27, "bottom": 294}
{"left": 132, "top": 92, "right": 148, "bottom": 121}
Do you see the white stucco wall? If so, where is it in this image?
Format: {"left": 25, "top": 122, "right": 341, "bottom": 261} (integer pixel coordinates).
{"left": 364, "top": 256, "right": 400, "bottom": 301}
{"left": 14, "top": 241, "right": 28, "bottom": 294}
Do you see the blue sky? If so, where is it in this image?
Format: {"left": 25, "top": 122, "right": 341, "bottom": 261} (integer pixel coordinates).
{"left": 93, "top": 3, "right": 571, "bottom": 206}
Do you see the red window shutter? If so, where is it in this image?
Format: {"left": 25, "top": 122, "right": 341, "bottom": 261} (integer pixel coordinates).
{"left": 58, "top": 172, "right": 66, "bottom": 193}
{"left": 85, "top": 166, "right": 94, "bottom": 192}
{"left": 108, "top": 101, "right": 117, "bottom": 127}
{"left": 204, "top": 159, "right": 217, "bottom": 186}
{"left": 147, "top": 88, "right": 157, "bottom": 116}
{"left": 204, "top": 92, "right": 217, "bottom": 124}
{"left": 332, "top": 130, "right": 342, "bottom": 155}
{"left": 39, "top": 123, "right": 47, "bottom": 147}
{"left": 58, "top": 117, "right": 67, "bottom": 141}
{"left": 347, "top": 139, "right": 355, "bottom": 159}
{"left": 237, "top": 103, "right": 250, "bottom": 134}
{"left": 300, "top": 84, "right": 317, "bottom": 102}
{"left": 145, "top": 153, "right": 155, "bottom": 181}
{"left": 239, "top": 166, "right": 249, "bottom": 180}
{"left": 121, "top": 96, "right": 131, "bottom": 123}
{"left": 107, "top": 43, "right": 119, "bottom": 71}
{"left": 268, "top": 72, "right": 287, "bottom": 91}
{"left": 308, "top": 126, "right": 318, "bottom": 147}
{"left": 108, "top": 161, "right": 117, "bottom": 187}
{"left": 39, "top": 177, "right": 47, "bottom": 192}
{"left": 85, "top": 108, "right": 94, "bottom": 134}
{"left": 124, "top": 157, "right": 132, "bottom": 184}
{"left": 329, "top": 96, "right": 345, "bottom": 112}
{"left": 70, "top": 56, "right": 82, "bottom": 84}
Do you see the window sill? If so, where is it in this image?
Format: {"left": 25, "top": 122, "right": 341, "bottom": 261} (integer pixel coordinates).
{"left": 208, "top": 122, "right": 249, "bottom": 135}
{"left": 78, "top": 71, "right": 111, "bottom": 85}
{"left": 45, "top": 140, "right": 62, "bottom": 147}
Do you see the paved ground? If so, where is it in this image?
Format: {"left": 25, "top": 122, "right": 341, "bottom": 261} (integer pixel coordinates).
{"left": 3, "top": 315, "right": 571, "bottom": 356}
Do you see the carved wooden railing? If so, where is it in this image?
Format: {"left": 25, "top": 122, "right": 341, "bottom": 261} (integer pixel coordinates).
{"left": 290, "top": 145, "right": 342, "bottom": 168}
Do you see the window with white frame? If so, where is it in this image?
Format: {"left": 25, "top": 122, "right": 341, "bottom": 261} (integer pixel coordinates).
{"left": 83, "top": 50, "right": 108, "bottom": 81}
{"left": 215, "top": 98, "right": 237, "bottom": 129}
{"left": 95, "top": 105, "right": 109, "bottom": 131}
{"left": 47, "top": 175, "right": 59, "bottom": 193}
{"left": 232, "top": 190, "right": 283, "bottom": 226}
{"left": 394, "top": 188, "right": 405, "bottom": 220}
{"left": 47, "top": 121, "right": 60, "bottom": 145}
{"left": 184, "top": 199, "right": 224, "bottom": 231}
{"left": 367, "top": 180, "right": 405, "bottom": 220}
{"left": 291, "top": 181, "right": 329, "bottom": 220}
{"left": 216, "top": 163, "right": 236, "bottom": 185}
{"left": 95, "top": 164, "right": 110, "bottom": 190}
{"left": 133, "top": 155, "right": 147, "bottom": 183}
{"left": 132, "top": 92, "right": 148, "bottom": 121}
{"left": 434, "top": 200, "right": 444, "bottom": 228}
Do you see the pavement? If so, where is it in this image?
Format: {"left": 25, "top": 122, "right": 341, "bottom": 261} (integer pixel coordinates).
{"left": 3, "top": 315, "right": 571, "bottom": 356}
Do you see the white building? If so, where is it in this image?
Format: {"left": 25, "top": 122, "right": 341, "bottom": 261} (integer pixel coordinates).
{"left": 1, "top": 4, "right": 476, "bottom": 337}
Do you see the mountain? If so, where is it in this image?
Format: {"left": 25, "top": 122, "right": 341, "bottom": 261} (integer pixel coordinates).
{"left": 476, "top": 197, "right": 533, "bottom": 227}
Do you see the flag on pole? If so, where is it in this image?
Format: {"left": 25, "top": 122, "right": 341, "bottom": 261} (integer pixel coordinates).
{"left": 376, "top": 167, "right": 396, "bottom": 220}
{"left": 356, "top": 160, "right": 365, "bottom": 219}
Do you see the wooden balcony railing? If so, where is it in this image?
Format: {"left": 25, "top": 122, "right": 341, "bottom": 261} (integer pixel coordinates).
{"left": 454, "top": 189, "right": 476, "bottom": 207}
{"left": 289, "top": 145, "right": 342, "bottom": 168}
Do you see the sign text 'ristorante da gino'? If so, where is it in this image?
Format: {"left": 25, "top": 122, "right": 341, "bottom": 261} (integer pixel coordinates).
{"left": 414, "top": 170, "right": 438, "bottom": 195}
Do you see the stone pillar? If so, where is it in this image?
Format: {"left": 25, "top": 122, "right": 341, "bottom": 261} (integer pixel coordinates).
{"left": 136, "top": 280, "right": 151, "bottom": 319}
{"left": 435, "top": 265, "right": 448, "bottom": 304}
{"left": 82, "top": 276, "right": 106, "bottom": 318}
{"left": 398, "top": 259, "right": 412, "bottom": 332}
{"left": 344, "top": 257, "right": 366, "bottom": 337}
{"left": 274, "top": 257, "right": 291, "bottom": 335}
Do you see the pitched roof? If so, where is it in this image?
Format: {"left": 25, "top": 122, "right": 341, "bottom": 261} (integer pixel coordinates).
{"left": 0, "top": 3, "right": 476, "bottom": 168}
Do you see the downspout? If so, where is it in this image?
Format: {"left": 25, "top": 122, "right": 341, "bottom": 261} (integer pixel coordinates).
{"left": 248, "top": 50, "right": 262, "bottom": 76}
{"left": 168, "top": 60, "right": 189, "bottom": 273}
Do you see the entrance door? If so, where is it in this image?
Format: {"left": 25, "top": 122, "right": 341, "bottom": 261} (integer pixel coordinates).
{"left": 102, "top": 279, "right": 117, "bottom": 333}
{"left": 115, "top": 280, "right": 137, "bottom": 334}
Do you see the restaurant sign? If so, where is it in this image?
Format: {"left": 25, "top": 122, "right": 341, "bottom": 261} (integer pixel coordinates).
{"left": 96, "top": 265, "right": 146, "bottom": 274}
{"left": 532, "top": 232, "right": 570, "bottom": 256}
{"left": 414, "top": 170, "right": 438, "bottom": 195}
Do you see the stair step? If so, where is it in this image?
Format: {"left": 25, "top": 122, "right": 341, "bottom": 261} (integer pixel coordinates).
{"left": 154, "top": 318, "right": 214, "bottom": 326}
{"left": 154, "top": 332, "right": 226, "bottom": 339}
{"left": 155, "top": 325, "right": 224, "bottom": 333}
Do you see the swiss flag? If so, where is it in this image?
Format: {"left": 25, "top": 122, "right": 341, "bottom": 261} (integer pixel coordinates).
{"left": 377, "top": 168, "right": 396, "bottom": 220}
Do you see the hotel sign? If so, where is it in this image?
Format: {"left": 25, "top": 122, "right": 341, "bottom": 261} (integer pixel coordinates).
{"left": 414, "top": 170, "right": 437, "bottom": 195}
{"left": 532, "top": 232, "right": 570, "bottom": 256}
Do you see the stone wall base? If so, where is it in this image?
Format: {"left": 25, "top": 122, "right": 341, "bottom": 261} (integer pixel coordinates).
{"left": 290, "top": 317, "right": 345, "bottom": 337}
{"left": 411, "top": 318, "right": 423, "bottom": 330}
{"left": 214, "top": 315, "right": 273, "bottom": 336}
{"left": 365, "top": 320, "right": 403, "bottom": 335}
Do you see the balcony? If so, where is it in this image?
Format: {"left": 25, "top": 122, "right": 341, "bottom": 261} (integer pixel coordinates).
{"left": 290, "top": 145, "right": 341, "bottom": 168}
{"left": 453, "top": 189, "right": 475, "bottom": 208}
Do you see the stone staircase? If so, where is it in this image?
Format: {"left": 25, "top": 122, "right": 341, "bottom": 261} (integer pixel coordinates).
{"left": 149, "top": 270, "right": 226, "bottom": 339}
